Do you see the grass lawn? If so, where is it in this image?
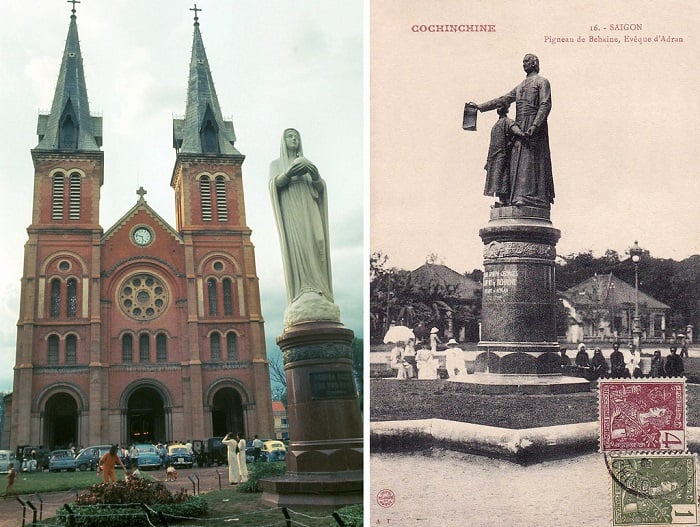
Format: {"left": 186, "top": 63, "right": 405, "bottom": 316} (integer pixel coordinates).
{"left": 9, "top": 469, "right": 133, "bottom": 495}
{"left": 370, "top": 378, "right": 700, "bottom": 428}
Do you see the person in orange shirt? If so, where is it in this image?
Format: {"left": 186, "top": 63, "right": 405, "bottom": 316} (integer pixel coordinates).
{"left": 97, "top": 445, "right": 126, "bottom": 483}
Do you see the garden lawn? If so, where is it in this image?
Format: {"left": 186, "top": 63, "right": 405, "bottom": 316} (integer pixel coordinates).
{"left": 8, "top": 469, "right": 134, "bottom": 494}
{"left": 370, "top": 379, "right": 700, "bottom": 428}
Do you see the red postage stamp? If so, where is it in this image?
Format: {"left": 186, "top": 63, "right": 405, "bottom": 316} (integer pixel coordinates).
{"left": 599, "top": 378, "right": 686, "bottom": 452}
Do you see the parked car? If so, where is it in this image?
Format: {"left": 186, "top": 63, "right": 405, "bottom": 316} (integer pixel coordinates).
{"left": 16, "top": 445, "right": 49, "bottom": 472}
{"left": 262, "top": 440, "right": 287, "bottom": 462}
{"left": 245, "top": 441, "right": 268, "bottom": 463}
{"left": 48, "top": 449, "right": 77, "bottom": 472}
{"left": 200, "top": 437, "right": 226, "bottom": 467}
{"left": 0, "top": 450, "right": 17, "bottom": 474}
{"left": 75, "top": 445, "right": 128, "bottom": 471}
{"left": 133, "top": 444, "right": 162, "bottom": 470}
{"left": 165, "top": 444, "right": 193, "bottom": 469}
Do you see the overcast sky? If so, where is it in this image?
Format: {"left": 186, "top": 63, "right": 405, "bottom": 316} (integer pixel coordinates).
{"left": 0, "top": 1, "right": 364, "bottom": 393}
{"left": 371, "top": 0, "right": 700, "bottom": 273}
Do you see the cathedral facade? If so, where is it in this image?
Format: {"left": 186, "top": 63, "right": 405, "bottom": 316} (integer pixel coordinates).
{"left": 4, "top": 10, "right": 273, "bottom": 449}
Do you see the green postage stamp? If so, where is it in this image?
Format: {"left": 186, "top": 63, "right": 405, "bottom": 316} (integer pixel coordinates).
{"left": 608, "top": 453, "right": 697, "bottom": 525}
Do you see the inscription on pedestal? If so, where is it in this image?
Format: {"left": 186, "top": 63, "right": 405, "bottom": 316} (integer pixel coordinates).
{"left": 483, "top": 268, "right": 519, "bottom": 301}
{"left": 309, "top": 371, "right": 356, "bottom": 400}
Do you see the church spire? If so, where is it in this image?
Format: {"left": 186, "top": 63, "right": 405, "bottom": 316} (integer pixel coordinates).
{"left": 36, "top": 6, "right": 102, "bottom": 152}
{"left": 173, "top": 7, "right": 239, "bottom": 155}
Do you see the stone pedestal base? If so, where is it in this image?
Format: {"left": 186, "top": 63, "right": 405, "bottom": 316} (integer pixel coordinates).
{"left": 261, "top": 321, "right": 363, "bottom": 506}
{"left": 478, "top": 206, "right": 561, "bottom": 375}
{"left": 448, "top": 373, "right": 591, "bottom": 394}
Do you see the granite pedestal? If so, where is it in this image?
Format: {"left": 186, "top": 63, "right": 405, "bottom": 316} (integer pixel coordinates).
{"left": 261, "top": 321, "right": 363, "bottom": 507}
{"left": 478, "top": 206, "right": 562, "bottom": 374}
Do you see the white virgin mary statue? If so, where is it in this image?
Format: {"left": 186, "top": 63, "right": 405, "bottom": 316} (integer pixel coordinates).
{"left": 269, "top": 128, "right": 340, "bottom": 327}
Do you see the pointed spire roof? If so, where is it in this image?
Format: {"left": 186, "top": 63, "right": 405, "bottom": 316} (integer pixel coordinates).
{"left": 36, "top": 10, "right": 101, "bottom": 151}
{"left": 173, "top": 14, "right": 239, "bottom": 155}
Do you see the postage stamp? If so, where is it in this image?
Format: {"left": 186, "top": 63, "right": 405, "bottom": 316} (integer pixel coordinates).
{"left": 599, "top": 378, "right": 686, "bottom": 452}
{"left": 607, "top": 453, "right": 697, "bottom": 525}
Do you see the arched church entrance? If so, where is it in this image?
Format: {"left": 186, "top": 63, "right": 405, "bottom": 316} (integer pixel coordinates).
{"left": 126, "top": 387, "right": 166, "bottom": 444}
{"left": 44, "top": 393, "right": 78, "bottom": 449}
{"left": 211, "top": 388, "right": 244, "bottom": 437}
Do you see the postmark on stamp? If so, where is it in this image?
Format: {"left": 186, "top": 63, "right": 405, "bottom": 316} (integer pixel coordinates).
{"left": 607, "top": 453, "right": 697, "bottom": 525}
{"left": 599, "top": 378, "right": 686, "bottom": 452}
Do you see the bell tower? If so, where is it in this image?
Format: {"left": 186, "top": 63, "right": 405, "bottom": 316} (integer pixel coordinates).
{"left": 12, "top": 5, "right": 104, "bottom": 447}
{"left": 170, "top": 9, "right": 272, "bottom": 438}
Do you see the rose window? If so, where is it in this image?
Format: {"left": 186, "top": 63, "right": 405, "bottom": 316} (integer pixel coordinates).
{"left": 119, "top": 273, "right": 169, "bottom": 320}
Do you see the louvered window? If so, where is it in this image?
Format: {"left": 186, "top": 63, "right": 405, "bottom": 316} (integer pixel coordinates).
{"left": 215, "top": 176, "right": 227, "bottom": 221}
{"left": 200, "top": 176, "right": 212, "bottom": 221}
{"left": 69, "top": 173, "right": 81, "bottom": 219}
{"left": 52, "top": 173, "right": 65, "bottom": 220}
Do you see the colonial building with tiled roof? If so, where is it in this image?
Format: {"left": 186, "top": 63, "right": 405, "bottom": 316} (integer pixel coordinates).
{"left": 4, "top": 9, "right": 272, "bottom": 450}
{"left": 560, "top": 273, "right": 670, "bottom": 344}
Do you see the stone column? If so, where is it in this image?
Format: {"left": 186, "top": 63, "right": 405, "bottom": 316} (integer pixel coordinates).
{"left": 477, "top": 206, "right": 561, "bottom": 374}
{"left": 261, "top": 321, "right": 363, "bottom": 507}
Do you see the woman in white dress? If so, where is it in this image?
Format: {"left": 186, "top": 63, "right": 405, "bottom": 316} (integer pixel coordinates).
{"left": 236, "top": 433, "right": 248, "bottom": 483}
{"left": 416, "top": 343, "right": 438, "bottom": 379}
{"left": 222, "top": 433, "right": 241, "bottom": 484}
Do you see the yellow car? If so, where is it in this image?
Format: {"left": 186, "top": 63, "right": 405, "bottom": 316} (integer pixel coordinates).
{"left": 262, "top": 440, "right": 287, "bottom": 462}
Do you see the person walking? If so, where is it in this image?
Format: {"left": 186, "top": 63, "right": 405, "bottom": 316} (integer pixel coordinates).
{"left": 98, "top": 445, "right": 126, "bottom": 483}
{"left": 3, "top": 463, "right": 16, "bottom": 496}
{"left": 222, "top": 433, "right": 241, "bottom": 484}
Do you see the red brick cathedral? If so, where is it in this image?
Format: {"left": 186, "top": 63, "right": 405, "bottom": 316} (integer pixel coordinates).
{"left": 5, "top": 10, "right": 273, "bottom": 449}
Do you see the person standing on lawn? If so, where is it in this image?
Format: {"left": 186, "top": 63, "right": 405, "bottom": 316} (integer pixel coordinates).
{"left": 236, "top": 433, "right": 248, "bottom": 483}
{"left": 252, "top": 435, "right": 263, "bottom": 462}
{"left": 98, "top": 445, "right": 126, "bottom": 483}
{"left": 445, "top": 339, "right": 465, "bottom": 377}
{"left": 222, "top": 432, "right": 241, "bottom": 484}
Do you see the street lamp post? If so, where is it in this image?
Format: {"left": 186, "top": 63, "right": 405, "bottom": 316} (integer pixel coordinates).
{"left": 629, "top": 241, "right": 643, "bottom": 350}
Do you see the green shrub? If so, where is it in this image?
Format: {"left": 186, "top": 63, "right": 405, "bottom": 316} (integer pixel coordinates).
{"left": 336, "top": 504, "right": 363, "bottom": 527}
{"left": 237, "top": 461, "right": 285, "bottom": 492}
{"left": 55, "top": 478, "right": 207, "bottom": 526}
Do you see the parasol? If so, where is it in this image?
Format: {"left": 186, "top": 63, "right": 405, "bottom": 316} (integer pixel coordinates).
{"left": 383, "top": 325, "right": 415, "bottom": 344}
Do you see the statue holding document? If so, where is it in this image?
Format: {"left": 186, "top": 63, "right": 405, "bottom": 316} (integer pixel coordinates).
{"left": 466, "top": 53, "right": 555, "bottom": 209}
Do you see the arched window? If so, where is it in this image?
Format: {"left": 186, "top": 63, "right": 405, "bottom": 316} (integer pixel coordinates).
{"left": 215, "top": 176, "right": 227, "bottom": 221}
{"left": 207, "top": 278, "right": 218, "bottom": 316}
{"left": 200, "top": 176, "right": 212, "bottom": 221}
{"left": 210, "top": 332, "right": 221, "bottom": 360}
{"left": 66, "top": 278, "right": 78, "bottom": 318}
{"left": 69, "top": 173, "right": 81, "bottom": 220}
{"left": 122, "top": 334, "right": 133, "bottom": 363}
{"left": 223, "top": 278, "right": 233, "bottom": 316}
{"left": 50, "top": 278, "right": 62, "bottom": 318}
{"left": 226, "top": 333, "right": 238, "bottom": 361}
{"left": 48, "top": 335, "right": 59, "bottom": 365}
{"left": 52, "top": 173, "right": 65, "bottom": 220}
{"left": 156, "top": 333, "right": 167, "bottom": 363}
{"left": 139, "top": 334, "right": 150, "bottom": 362}
{"left": 65, "top": 334, "right": 77, "bottom": 364}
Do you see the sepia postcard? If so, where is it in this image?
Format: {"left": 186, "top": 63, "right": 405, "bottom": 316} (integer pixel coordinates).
{"left": 369, "top": 1, "right": 699, "bottom": 525}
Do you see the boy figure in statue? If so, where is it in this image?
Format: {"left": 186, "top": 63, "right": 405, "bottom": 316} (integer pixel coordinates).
{"left": 484, "top": 103, "right": 525, "bottom": 206}
{"left": 269, "top": 128, "right": 340, "bottom": 328}
{"left": 467, "top": 53, "right": 554, "bottom": 209}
